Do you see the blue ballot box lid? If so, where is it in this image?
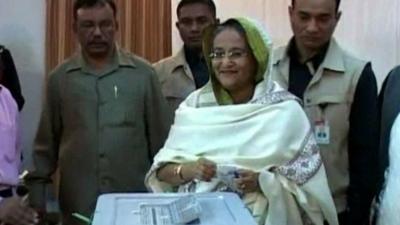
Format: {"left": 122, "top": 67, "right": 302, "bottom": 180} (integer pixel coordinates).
{"left": 92, "top": 192, "right": 257, "bottom": 225}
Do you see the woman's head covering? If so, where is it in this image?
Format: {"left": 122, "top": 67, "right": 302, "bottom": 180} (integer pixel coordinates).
{"left": 202, "top": 17, "right": 273, "bottom": 105}
{"left": 0, "top": 45, "right": 25, "bottom": 111}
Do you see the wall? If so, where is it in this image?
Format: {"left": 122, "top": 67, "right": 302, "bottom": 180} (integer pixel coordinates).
{"left": 0, "top": 0, "right": 46, "bottom": 169}
{"left": 1, "top": 0, "right": 398, "bottom": 169}
{"left": 172, "top": 0, "right": 400, "bottom": 86}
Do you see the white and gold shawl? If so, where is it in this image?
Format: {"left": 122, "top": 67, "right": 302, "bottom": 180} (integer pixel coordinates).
{"left": 146, "top": 83, "right": 337, "bottom": 225}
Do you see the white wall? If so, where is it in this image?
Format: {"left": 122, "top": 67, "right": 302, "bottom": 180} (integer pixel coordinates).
{"left": 0, "top": 0, "right": 46, "bottom": 169}
{"left": 0, "top": 0, "right": 397, "bottom": 169}
{"left": 172, "top": 0, "right": 400, "bottom": 87}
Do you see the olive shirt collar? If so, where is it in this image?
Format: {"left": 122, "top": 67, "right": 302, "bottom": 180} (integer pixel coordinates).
{"left": 65, "top": 45, "right": 136, "bottom": 77}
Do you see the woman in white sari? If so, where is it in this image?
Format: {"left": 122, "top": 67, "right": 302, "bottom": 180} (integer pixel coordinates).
{"left": 145, "top": 17, "right": 338, "bottom": 225}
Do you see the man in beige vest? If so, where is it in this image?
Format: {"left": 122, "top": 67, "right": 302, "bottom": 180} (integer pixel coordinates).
{"left": 271, "top": 0, "right": 379, "bottom": 224}
{"left": 154, "top": 0, "right": 218, "bottom": 112}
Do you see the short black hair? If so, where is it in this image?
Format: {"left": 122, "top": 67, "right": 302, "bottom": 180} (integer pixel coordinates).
{"left": 73, "top": 0, "right": 117, "bottom": 20}
{"left": 292, "top": 0, "right": 341, "bottom": 12}
{"left": 176, "top": 0, "right": 216, "bottom": 18}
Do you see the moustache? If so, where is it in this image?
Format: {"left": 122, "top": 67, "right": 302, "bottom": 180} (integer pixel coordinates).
{"left": 88, "top": 40, "right": 108, "bottom": 46}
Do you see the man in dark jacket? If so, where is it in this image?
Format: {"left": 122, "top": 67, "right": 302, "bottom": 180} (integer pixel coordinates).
{"left": 374, "top": 65, "right": 400, "bottom": 225}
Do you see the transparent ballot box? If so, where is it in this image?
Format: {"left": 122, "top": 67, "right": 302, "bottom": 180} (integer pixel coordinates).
{"left": 92, "top": 192, "right": 257, "bottom": 225}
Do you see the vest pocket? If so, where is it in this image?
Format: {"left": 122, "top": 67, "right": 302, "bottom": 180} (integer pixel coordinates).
{"left": 304, "top": 94, "right": 350, "bottom": 146}
{"left": 304, "top": 93, "right": 349, "bottom": 106}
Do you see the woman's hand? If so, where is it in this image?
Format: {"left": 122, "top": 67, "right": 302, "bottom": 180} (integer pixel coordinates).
{"left": 235, "top": 169, "right": 260, "bottom": 194}
{"left": 182, "top": 158, "right": 216, "bottom": 182}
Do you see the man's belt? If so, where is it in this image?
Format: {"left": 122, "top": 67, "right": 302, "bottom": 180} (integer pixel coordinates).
{"left": 0, "top": 188, "right": 13, "bottom": 198}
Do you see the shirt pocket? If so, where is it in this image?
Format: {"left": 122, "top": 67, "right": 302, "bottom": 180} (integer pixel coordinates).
{"left": 162, "top": 84, "right": 193, "bottom": 112}
{"left": 99, "top": 99, "right": 137, "bottom": 127}
{"left": 62, "top": 88, "right": 97, "bottom": 128}
{"left": 98, "top": 83, "right": 141, "bottom": 128}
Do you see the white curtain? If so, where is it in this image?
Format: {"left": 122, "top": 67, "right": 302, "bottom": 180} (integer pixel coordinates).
{"left": 172, "top": 0, "right": 400, "bottom": 87}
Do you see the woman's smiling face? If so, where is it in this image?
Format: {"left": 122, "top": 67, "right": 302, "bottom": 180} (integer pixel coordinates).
{"left": 211, "top": 28, "right": 257, "bottom": 97}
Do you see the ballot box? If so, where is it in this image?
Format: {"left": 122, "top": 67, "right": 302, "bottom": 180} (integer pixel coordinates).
{"left": 92, "top": 192, "right": 257, "bottom": 225}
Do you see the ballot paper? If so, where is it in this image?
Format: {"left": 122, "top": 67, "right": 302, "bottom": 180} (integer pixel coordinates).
{"left": 216, "top": 165, "right": 242, "bottom": 194}
{"left": 139, "top": 195, "right": 201, "bottom": 225}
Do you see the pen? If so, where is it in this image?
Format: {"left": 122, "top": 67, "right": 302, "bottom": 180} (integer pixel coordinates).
{"left": 72, "top": 213, "right": 92, "bottom": 225}
{"left": 114, "top": 85, "right": 118, "bottom": 99}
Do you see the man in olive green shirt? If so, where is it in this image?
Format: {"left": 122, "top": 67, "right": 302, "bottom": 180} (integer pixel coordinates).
{"left": 25, "top": 1, "right": 171, "bottom": 224}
